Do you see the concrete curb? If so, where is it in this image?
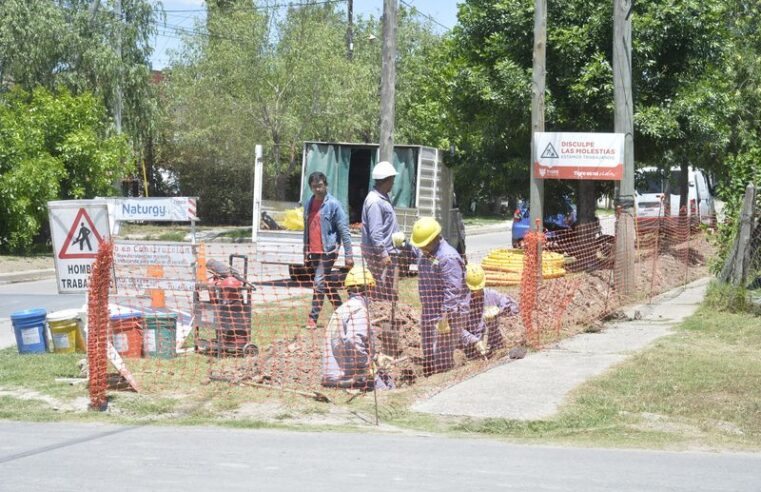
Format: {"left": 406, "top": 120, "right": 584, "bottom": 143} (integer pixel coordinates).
{"left": 0, "top": 268, "right": 56, "bottom": 285}
{"left": 464, "top": 221, "right": 512, "bottom": 236}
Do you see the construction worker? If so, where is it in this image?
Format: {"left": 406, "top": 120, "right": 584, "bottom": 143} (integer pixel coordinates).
{"left": 321, "top": 266, "right": 394, "bottom": 390}
{"left": 463, "top": 264, "right": 519, "bottom": 355}
{"left": 408, "top": 217, "right": 471, "bottom": 376}
{"left": 303, "top": 171, "right": 354, "bottom": 329}
{"left": 361, "top": 160, "right": 402, "bottom": 301}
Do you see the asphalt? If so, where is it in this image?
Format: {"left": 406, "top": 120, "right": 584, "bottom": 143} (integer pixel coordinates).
{"left": 412, "top": 277, "right": 710, "bottom": 420}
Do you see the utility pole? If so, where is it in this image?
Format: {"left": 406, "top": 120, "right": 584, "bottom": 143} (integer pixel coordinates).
{"left": 347, "top": 0, "right": 354, "bottom": 60}
{"left": 529, "top": 0, "right": 546, "bottom": 231}
{"left": 379, "top": 0, "right": 397, "bottom": 164}
{"left": 613, "top": 0, "right": 635, "bottom": 295}
{"left": 114, "top": 0, "right": 123, "bottom": 135}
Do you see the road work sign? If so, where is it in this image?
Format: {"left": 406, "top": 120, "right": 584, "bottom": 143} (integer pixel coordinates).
{"left": 48, "top": 200, "right": 110, "bottom": 293}
{"left": 533, "top": 132, "right": 624, "bottom": 180}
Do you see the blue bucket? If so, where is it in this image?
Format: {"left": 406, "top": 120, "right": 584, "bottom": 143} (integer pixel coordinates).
{"left": 11, "top": 308, "right": 48, "bottom": 354}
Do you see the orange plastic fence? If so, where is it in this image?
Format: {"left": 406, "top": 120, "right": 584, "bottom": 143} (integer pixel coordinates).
{"left": 84, "top": 212, "right": 714, "bottom": 401}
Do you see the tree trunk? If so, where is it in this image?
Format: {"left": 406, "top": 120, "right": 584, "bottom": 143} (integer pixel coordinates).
{"left": 576, "top": 181, "right": 596, "bottom": 224}
{"left": 719, "top": 183, "right": 757, "bottom": 286}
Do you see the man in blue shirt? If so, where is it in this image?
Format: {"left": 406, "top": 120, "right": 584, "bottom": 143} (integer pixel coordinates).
{"left": 303, "top": 172, "right": 354, "bottom": 329}
{"left": 361, "top": 161, "right": 402, "bottom": 301}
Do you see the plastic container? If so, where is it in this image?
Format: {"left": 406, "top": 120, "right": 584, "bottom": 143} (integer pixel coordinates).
{"left": 143, "top": 313, "right": 178, "bottom": 359}
{"left": 109, "top": 311, "right": 144, "bottom": 358}
{"left": 47, "top": 310, "right": 81, "bottom": 354}
{"left": 11, "top": 308, "right": 48, "bottom": 354}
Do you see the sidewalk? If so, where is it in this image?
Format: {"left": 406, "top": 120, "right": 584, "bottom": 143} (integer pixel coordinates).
{"left": 412, "top": 277, "right": 711, "bottom": 420}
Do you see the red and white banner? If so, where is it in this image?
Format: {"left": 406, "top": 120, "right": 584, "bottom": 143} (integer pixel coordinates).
{"left": 533, "top": 132, "right": 624, "bottom": 181}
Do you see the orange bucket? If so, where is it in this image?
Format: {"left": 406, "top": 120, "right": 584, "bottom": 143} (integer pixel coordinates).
{"left": 109, "top": 312, "right": 144, "bottom": 358}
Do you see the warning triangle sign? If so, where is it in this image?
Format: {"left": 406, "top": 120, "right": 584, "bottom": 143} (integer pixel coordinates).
{"left": 58, "top": 208, "right": 105, "bottom": 259}
{"left": 541, "top": 143, "right": 559, "bottom": 159}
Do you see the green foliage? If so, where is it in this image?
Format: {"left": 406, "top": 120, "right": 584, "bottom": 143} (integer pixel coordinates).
{"left": 0, "top": 87, "right": 130, "bottom": 253}
{"left": 159, "top": 3, "right": 444, "bottom": 222}
{"left": 703, "top": 281, "right": 754, "bottom": 314}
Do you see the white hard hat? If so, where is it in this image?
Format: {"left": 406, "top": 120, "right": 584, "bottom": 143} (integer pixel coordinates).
{"left": 371, "top": 161, "right": 398, "bottom": 180}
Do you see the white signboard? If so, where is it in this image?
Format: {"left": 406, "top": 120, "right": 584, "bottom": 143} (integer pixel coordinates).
{"left": 534, "top": 132, "right": 625, "bottom": 180}
{"left": 48, "top": 200, "right": 111, "bottom": 293}
{"left": 112, "top": 197, "right": 198, "bottom": 222}
{"left": 113, "top": 241, "right": 195, "bottom": 267}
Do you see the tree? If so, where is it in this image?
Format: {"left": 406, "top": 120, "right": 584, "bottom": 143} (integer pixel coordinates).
{"left": 429, "top": 0, "right": 736, "bottom": 217}
{"left": 0, "top": 87, "right": 130, "bottom": 253}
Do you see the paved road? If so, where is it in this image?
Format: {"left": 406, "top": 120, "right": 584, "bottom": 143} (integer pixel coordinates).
{"left": 0, "top": 422, "right": 759, "bottom": 491}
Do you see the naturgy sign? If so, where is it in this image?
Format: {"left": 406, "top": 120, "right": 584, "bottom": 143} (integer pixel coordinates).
{"left": 114, "top": 197, "right": 198, "bottom": 222}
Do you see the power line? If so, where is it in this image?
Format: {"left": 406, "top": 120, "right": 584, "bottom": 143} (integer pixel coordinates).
{"left": 399, "top": 0, "right": 450, "bottom": 32}
{"left": 163, "top": 0, "right": 347, "bottom": 14}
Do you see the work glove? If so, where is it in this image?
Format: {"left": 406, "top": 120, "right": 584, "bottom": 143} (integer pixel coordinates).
{"left": 475, "top": 339, "right": 488, "bottom": 357}
{"left": 392, "top": 232, "right": 406, "bottom": 248}
{"left": 436, "top": 314, "right": 451, "bottom": 335}
{"left": 483, "top": 305, "right": 500, "bottom": 320}
{"left": 374, "top": 353, "right": 394, "bottom": 371}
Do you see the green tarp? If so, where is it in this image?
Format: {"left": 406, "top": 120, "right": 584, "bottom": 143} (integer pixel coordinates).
{"left": 302, "top": 143, "right": 417, "bottom": 212}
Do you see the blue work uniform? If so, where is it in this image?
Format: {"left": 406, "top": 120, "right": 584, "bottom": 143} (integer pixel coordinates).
{"left": 416, "top": 238, "right": 469, "bottom": 375}
{"left": 321, "top": 293, "right": 393, "bottom": 390}
{"left": 360, "top": 188, "right": 401, "bottom": 301}
{"left": 465, "top": 288, "right": 519, "bottom": 351}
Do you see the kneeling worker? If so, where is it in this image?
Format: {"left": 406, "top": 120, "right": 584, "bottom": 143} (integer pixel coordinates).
{"left": 464, "top": 264, "right": 519, "bottom": 355}
{"left": 321, "top": 266, "right": 394, "bottom": 390}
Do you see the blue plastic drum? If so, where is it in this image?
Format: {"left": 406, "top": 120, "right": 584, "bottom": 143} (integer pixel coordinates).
{"left": 11, "top": 308, "right": 49, "bottom": 354}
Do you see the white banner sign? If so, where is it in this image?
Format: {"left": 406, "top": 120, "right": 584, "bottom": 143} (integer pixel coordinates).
{"left": 113, "top": 197, "right": 198, "bottom": 222}
{"left": 48, "top": 200, "right": 111, "bottom": 293}
{"left": 534, "top": 132, "right": 625, "bottom": 180}
{"left": 113, "top": 241, "right": 195, "bottom": 267}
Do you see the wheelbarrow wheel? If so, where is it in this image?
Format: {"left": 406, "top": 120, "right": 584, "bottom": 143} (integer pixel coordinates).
{"left": 243, "top": 343, "right": 259, "bottom": 357}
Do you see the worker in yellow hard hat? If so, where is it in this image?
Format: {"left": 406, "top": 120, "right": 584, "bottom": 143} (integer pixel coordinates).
{"left": 321, "top": 266, "right": 394, "bottom": 390}
{"left": 408, "top": 216, "right": 470, "bottom": 376}
{"left": 463, "top": 264, "right": 519, "bottom": 356}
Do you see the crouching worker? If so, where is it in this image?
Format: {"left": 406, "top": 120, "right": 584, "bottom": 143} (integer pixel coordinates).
{"left": 463, "top": 264, "right": 519, "bottom": 357}
{"left": 321, "top": 266, "right": 395, "bottom": 390}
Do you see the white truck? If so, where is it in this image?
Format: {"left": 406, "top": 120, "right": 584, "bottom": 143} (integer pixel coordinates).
{"left": 635, "top": 165, "right": 716, "bottom": 225}
{"left": 253, "top": 141, "right": 465, "bottom": 279}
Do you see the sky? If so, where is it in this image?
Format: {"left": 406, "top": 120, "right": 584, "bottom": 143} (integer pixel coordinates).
{"left": 151, "top": 0, "right": 461, "bottom": 69}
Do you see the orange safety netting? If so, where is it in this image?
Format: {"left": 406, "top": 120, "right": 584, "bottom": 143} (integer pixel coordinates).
{"left": 82, "top": 212, "right": 715, "bottom": 404}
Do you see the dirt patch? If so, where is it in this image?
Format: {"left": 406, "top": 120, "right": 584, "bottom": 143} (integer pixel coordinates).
{"left": 0, "top": 256, "right": 54, "bottom": 274}
{"left": 0, "top": 387, "right": 89, "bottom": 412}
{"left": 180, "top": 235, "right": 714, "bottom": 394}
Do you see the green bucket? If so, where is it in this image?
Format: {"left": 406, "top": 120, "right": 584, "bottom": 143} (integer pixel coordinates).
{"left": 143, "top": 313, "right": 178, "bottom": 359}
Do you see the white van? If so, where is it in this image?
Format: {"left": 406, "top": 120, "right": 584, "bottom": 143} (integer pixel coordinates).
{"left": 635, "top": 166, "right": 715, "bottom": 225}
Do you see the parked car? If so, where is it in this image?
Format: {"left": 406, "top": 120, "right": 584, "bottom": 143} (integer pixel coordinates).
{"left": 635, "top": 166, "right": 716, "bottom": 226}
{"left": 511, "top": 196, "right": 577, "bottom": 247}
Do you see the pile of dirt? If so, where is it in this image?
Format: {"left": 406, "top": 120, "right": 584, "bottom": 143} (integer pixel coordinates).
{"left": 207, "top": 234, "right": 714, "bottom": 391}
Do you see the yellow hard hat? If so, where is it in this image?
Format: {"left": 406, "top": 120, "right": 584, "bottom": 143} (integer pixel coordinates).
{"left": 465, "top": 264, "right": 486, "bottom": 291}
{"left": 410, "top": 217, "right": 442, "bottom": 248}
{"left": 344, "top": 266, "right": 376, "bottom": 288}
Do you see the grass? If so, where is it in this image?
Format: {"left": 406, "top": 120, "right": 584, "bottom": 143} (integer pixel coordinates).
{"left": 375, "top": 289, "right": 761, "bottom": 450}
{"left": 461, "top": 215, "right": 510, "bottom": 227}
{"left": 2, "top": 279, "right": 760, "bottom": 452}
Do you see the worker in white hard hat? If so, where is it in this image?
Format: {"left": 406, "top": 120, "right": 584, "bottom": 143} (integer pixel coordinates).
{"left": 321, "top": 266, "right": 394, "bottom": 390}
{"left": 361, "top": 160, "right": 403, "bottom": 301}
